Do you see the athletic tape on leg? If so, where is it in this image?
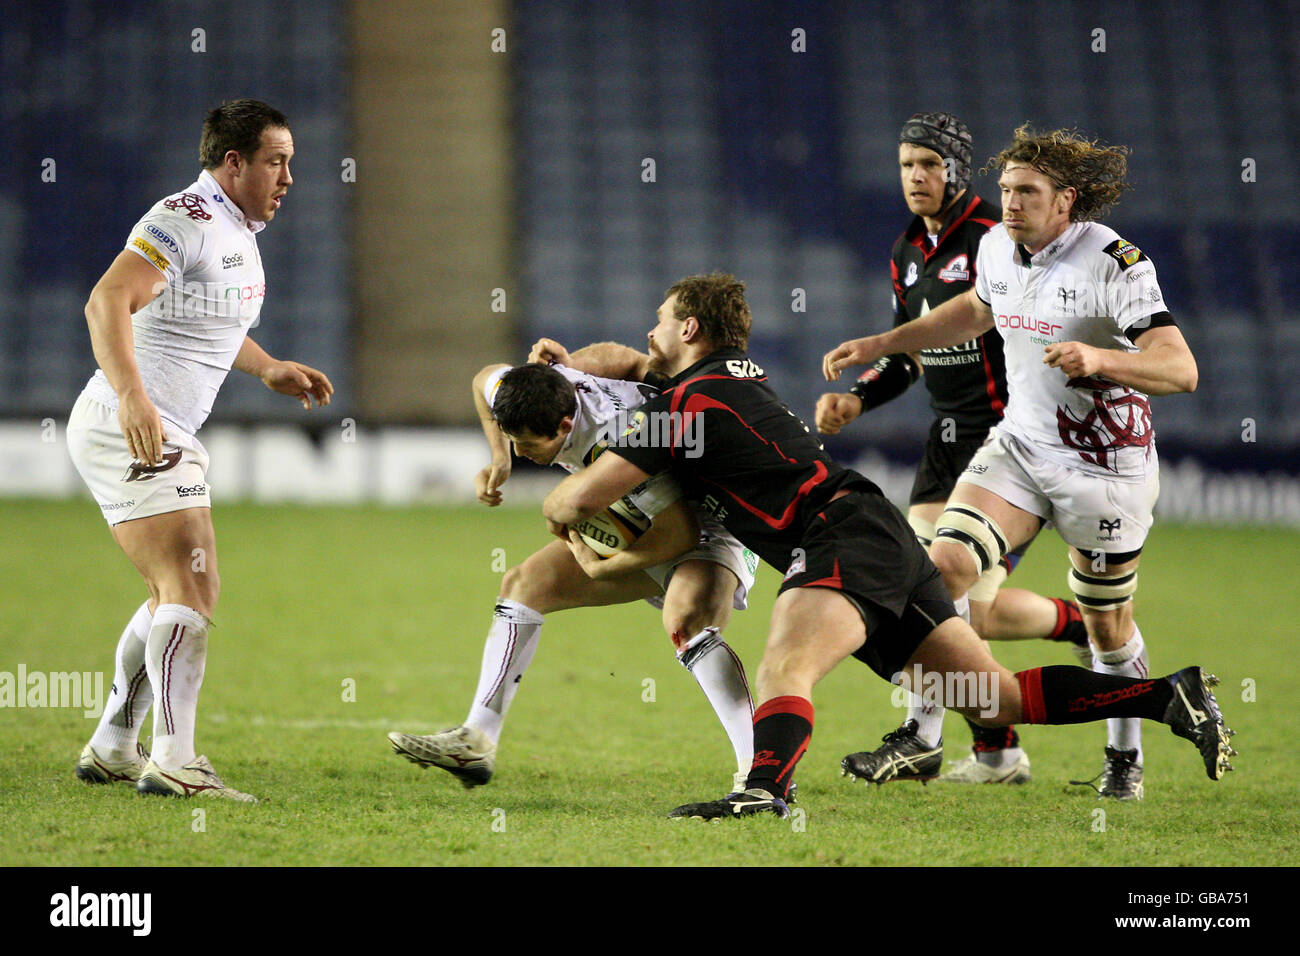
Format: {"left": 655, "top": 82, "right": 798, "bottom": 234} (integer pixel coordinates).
{"left": 935, "top": 505, "right": 1008, "bottom": 575}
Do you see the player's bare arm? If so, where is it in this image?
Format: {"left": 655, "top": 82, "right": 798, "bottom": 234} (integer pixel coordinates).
{"left": 543, "top": 449, "right": 650, "bottom": 532}
{"left": 564, "top": 497, "right": 700, "bottom": 581}
{"left": 823, "top": 289, "right": 994, "bottom": 381}
{"left": 469, "top": 363, "right": 513, "bottom": 505}
{"left": 1043, "top": 325, "right": 1198, "bottom": 395}
{"left": 234, "top": 337, "right": 333, "bottom": 409}
{"left": 84, "top": 250, "right": 170, "bottom": 463}
{"left": 530, "top": 338, "right": 653, "bottom": 381}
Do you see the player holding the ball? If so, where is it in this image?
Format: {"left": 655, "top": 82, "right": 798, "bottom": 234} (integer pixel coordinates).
{"left": 541, "top": 272, "right": 1232, "bottom": 820}
{"left": 387, "top": 358, "right": 762, "bottom": 797}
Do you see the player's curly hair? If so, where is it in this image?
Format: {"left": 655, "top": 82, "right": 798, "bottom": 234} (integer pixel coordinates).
{"left": 493, "top": 363, "right": 577, "bottom": 439}
{"left": 984, "top": 124, "right": 1131, "bottom": 221}
{"left": 666, "top": 273, "right": 752, "bottom": 350}
{"left": 200, "top": 99, "right": 290, "bottom": 170}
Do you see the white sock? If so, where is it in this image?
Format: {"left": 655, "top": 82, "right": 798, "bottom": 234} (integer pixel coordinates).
{"left": 90, "top": 600, "right": 155, "bottom": 757}
{"left": 676, "top": 627, "right": 754, "bottom": 775}
{"left": 906, "top": 692, "right": 945, "bottom": 747}
{"left": 465, "top": 600, "right": 545, "bottom": 744}
{"left": 145, "top": 604, "right": 209, "bottom": 770}
{"left": 1093, "top": 624, "right": 1148, "bottom": 761}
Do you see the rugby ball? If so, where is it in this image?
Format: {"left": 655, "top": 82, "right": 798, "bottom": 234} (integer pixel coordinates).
{"left": 574, "top": 498, "right": 651, "bottom": 558}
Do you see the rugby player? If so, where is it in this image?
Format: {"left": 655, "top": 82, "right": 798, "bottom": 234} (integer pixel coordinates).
{"left": 818, "top": 113, "right": 1089, "bottom": 786}
{"left": 69, "top": 100, "right": 332, "bottom": 802}
{"left": 541, "top": 272, "right": 1232, "bottom": 819}
{"left": 824, "top": 125, "right": 1200, "bottom": 800}
{"left": 387, "top": 360, "right": 761, "bottom": 794}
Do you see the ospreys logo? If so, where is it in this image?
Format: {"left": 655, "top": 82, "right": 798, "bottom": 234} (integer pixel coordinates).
{"left": 163, "top": 192, "right": 212, "bottom": 222}
{"left": 122, "top": 450, "right": 182, "bottom": 483}
{"left": 1103, "top": 238, "right": 1148, "bottom": 271}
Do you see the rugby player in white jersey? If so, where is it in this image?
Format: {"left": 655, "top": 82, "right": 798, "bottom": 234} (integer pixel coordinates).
{"left": 824, "top": 125, "right": 1208, "bottom": 799}
{"left": 68, "top": 100, "right": 332, "bottom": 802}
{"left": 388, "top": 356, "right": 761, "bottom": 797}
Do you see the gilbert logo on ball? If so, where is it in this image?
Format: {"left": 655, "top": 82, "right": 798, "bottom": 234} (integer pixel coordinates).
{"left": 575, "top": 498, "right": 650, "bottom": 558}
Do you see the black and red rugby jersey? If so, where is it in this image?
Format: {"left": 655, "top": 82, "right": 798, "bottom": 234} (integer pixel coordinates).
{"left": 612, "top": 349, "right": 895, "bottom": 573}
{"left": 887, "top": 192, "right": 1007, "bottom": 438}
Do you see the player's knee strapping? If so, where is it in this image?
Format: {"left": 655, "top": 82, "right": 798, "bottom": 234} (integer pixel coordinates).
{"left": 1067, "top": 566, "right": 1138, "bottom": 611}
{"left": 934, "top": 505, "right": 1008, "bottom": 576}
{"left": 968, "top": 560, "right": 1009, "bottom": 604}
{"left": 907, "top": 513, "right": 936, "bottom": 550}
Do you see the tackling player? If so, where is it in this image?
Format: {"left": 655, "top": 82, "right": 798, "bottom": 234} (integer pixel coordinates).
{"left": 817, "top": 113, "right": 1089, "bottom": 785}
{"left": 68, "top": 100, "right": 333, "bottom": 802}
{"left": 824, "top": 125, "right": 1198, "bottom": 800}
{"left": 387, "top": 359, "right": 761, "bottom": 795}
{"left": 541, "top": 272, "right": 1232, "bottom": 820}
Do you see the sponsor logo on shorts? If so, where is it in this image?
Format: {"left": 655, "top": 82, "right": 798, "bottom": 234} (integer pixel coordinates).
{"left": 130, "top": 237, "right": 170, "bottom": 273}
{"left": 221, "top": 253, "right": 244, "bottom": 270}
{"left": 783, "top": 547, "right": 806, "bottom": 581}
{"left": 102, "top": 499, "right": 136, "bottom": 511}
{"left": 121, "top": 450, "right": 182, "bottom": 483}
{"left": 144, "top": 224, "right": 179, "bottom": 253}
{"left": 1098, "top": 517, "right": 1123, "bottom": 541}
{"left": 176, "top": 483, "right": 208, "bottom": 498}
{"left": 937, "top": 254, "right": 971, "bottom": 283}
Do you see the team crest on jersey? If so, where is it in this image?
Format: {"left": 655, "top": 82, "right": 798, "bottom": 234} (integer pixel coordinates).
{"left": 938, "top": 254, "right": 971, "bottom": 283}
{"left": 1056, "top": 384, "right": 1153, "bottom": 473}
{"left": 904, "top": 262, "right": 919, "bottom": 287}
{"left": 163, "top": 192, "right": 212, "bottom": 222}
{"left": 1103, "top": 238, "right": 1148, "bottom": 271}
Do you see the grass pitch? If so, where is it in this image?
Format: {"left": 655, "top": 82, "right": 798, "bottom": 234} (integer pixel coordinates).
{"left": 1, "top": 499, "right": 1296, "bottom": 867}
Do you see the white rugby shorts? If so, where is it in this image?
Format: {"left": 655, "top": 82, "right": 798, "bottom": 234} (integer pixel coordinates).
{"left": 957, "top": 424, "right": 1158, "bottom": 553}
{"left": 643, "top": 516, "right": 757, "bottom": 611}
{"left": 67, "top": 393, "right": 212, "bottom": 525}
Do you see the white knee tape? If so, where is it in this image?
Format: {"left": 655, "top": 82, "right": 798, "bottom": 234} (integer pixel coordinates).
{"left": 968, "top": 562, "right": 1008, "bottom": 604}
{"left": 935, "top": 505, "right": 1008, "bottom": 575}
{"left": 1068, "top": 566, "right": 1138, "bottom": 611}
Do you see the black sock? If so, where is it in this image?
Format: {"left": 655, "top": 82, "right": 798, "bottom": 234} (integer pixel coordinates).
{"left": 1017, "top": 666, "right": 1173, "bottom": 724}
{"left": 965, "top": 715, "right": 1020, "bottom": 751}
{"left": 744, "top": 696, "right": 813, "bottom": 800}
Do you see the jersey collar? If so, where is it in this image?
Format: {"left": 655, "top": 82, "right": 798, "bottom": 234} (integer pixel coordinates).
{"left": 904, "top": 192, "right": 982, "bottom": 260}
{"left": 667, "top": 348, "right": 746, "bottom": 385}
{"left": 197, "top": 170, "right": 267, "bottom": 234}
{"left": 1015, "top": 221, "right": 1082, "bottom": 267}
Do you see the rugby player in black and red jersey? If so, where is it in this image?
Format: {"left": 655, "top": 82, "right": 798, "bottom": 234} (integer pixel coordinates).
{"left": 817, "top": 114, "right": 1090, "bottom": 786}
{"left": 539, "top": 273, "right": 1230, "bottom": 819}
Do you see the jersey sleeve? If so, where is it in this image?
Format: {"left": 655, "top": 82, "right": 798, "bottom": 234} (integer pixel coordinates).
{"left": 621, "top": 469, "right": 683, "bottom": 519}
{"left": 973, "top": 235, "right": 993, "bottom": 304}
{"left": 123, "top": 207, "right": 202, "bottom": 284}
{"left": 481, "top": 366, "right": 509, "bottom": 410}
{"left": 1099, "top": 238, "right": 1167, "bottom": 336}
{"left": 609, "top": 389, "right": 678, "bottom": 475}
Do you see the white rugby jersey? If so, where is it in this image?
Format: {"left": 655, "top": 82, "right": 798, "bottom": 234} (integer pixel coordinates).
{"left": 483, "top": 364, "right": 683, "bottom": 518}
{"left": 82, "top": 169, "right": 269, "bottom": 436}
{"left": 974, "top": 221, "right": 1168, "bottom": 478}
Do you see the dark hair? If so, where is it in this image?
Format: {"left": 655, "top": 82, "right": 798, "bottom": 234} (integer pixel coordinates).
{"left": 665, "top": 272, "right": 752, "bottom": 350}
{"left": 493, "top": 364, "right": 578, "bottom": 438}
{"left": 200, "top": 99, "right": 291, "bottom": 170}
{"left": 985, "top": 123, "right": 1131, "bottom": 221}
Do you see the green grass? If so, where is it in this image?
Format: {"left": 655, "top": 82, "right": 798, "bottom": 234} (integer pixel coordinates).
{"left": 1, "top": 499, "right": 1296, "bottom": 866}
